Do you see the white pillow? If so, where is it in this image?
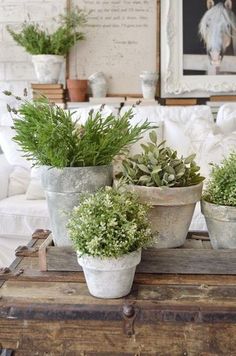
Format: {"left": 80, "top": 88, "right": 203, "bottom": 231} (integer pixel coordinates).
{"left": 70, "top": 105, "right": 118, "bottom": 125}
{"left": 199, "top": 131, "right": 236, "bottom": 179}
{"left": 216, "top": 103, "right": 236, "bottom": 135}
{"left": 0, "top": 126, "right": 31, "bottom": 169}
{"left": 163, "top": 106, "right": 215, "bottom": 159}
{"left": 120, "top": 105, "right": 163, "bottom": 156}
{"left": 26, "top": 166, "right": 45, "bottom": 200}
{"left": 8, "top": 166, "right": 30, "bottom": 197}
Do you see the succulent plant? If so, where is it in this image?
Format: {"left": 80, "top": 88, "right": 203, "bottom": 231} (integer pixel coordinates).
{"left": 120, "top": 131, "right": 205, "bottom": 187}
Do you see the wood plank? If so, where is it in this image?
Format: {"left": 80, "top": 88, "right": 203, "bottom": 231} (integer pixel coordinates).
{"left": 1, "top": 281, "right": 236, "bottom": 308}
{"left": 38, "top": 234, "right": 53, "bottom": 271}
{"left": 1, "top": 319, "right": 236, "bottom": 355}
{"left": 41, "top": 246, "right": 236, "bottom": 275}
{"left": 138, "top": 249, "right": 236, "bottom": 275}
{"left": 182, "top": 239, "right": 204, "bottom": 249}
{"left": 165, "top": 98, "right": 197, "bottom": 106}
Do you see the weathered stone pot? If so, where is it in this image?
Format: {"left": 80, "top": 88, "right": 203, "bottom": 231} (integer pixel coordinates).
{"left": 41, "top": 165, "right": 113, "bottom": 246}
{"left": 125, "top": 183, "right": 203, "bottom": 248}
{"left": 77, "top": 249, "right": 141, "bottom": 299}
{"left": 201, "top": 200, "right": 236, "bottom": 249}
{"left": 32, "top": 55, "right": 64, "bottom": 84}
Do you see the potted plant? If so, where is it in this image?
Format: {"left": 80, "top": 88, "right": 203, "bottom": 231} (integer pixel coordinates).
{"left": 201, "top": 152, "right": 236, "bottom": 249}
{"left": 5, "top": 92, "right": 151, "bottom": 246}
{"left": 7, "top": 7, "right": 87, "bottom": 84}
{"left": 118, "top": 131, "right": 204, "bottom": 248}
{"left": 67, "top": 186, "right": 152, "bottom": 298}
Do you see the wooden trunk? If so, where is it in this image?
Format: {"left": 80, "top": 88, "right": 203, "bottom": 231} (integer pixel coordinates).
{"left": 0, "top": 230, "right": 236, "bottom": 355}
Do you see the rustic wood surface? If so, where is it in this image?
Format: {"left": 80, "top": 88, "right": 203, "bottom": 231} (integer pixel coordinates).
{"left": 38, "top": 232, "right": 236, "bottom": 275}
{"left": 0, "top": 231, "right": 236, "bottom": 355}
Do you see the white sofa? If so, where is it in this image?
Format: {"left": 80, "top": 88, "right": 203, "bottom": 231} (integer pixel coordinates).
{"left": 1, "top": 103, "right": 236, "bottom": 267}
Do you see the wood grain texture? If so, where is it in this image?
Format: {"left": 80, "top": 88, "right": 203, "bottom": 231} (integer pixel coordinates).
{"left": 0, "top": 319, "right": 236, "bottom": 355}
{"left": 0, "top": 231, "right": 236, "bottom": 355}
{"left": 41, "top": 245, "right": 236, "bottom": 275}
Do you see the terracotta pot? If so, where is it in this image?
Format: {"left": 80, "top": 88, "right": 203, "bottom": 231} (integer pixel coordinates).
{"left": 67, "top": 79, "right": 88, "bottom": 102}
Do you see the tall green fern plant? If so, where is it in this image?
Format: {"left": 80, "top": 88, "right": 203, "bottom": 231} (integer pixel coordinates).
{"left": 5, "top": 93, "right": 152, "bottom": 168}
{"left": 7, "top": 7, "right": 87, "bottom": 55}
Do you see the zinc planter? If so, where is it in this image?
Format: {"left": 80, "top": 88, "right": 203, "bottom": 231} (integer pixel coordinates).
{"left": 126, "top": 183, "right": 203, "bottom": 248}
{"left": 201, "top": 200, "right": 236, "bottom": 249}
{"left": 32, "top": 55, "right": 64, "bottom": 84}
{"left": 77, "top": 249, "right": 141, "bottom": 298}
{"left": 41, "top": 165, "right": 113, "bottom": 247}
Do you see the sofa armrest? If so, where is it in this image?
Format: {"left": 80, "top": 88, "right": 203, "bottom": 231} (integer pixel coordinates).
{"left": 0, "top": 154, "right": 13, "bottom": 200}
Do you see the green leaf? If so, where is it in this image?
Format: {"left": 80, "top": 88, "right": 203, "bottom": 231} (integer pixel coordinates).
{"left": 149, "top": 130, "right": 157, "bottom": 144}
{"left": 137, "top": 164, "right": 150, "bottom": 174}
{"left": 184, "top": 154, "right": 196, "bottom": 164}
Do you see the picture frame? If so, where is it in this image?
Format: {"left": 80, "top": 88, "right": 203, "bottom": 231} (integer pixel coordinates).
{"left": 161, "top": 0, "right": 236, "bottom": 98}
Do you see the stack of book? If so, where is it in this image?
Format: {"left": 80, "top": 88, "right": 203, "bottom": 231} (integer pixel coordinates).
{"left": 31, "top": 83, "right": 65, "bottom": 104}
{"left": 164, "top": 98, "right": 197, "bottom": 106}
{"left": 210, "top": 95, "right": 236, "bottom": 102}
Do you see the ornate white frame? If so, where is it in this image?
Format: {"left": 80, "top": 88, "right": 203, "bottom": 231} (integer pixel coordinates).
{"left": 161, "top": 0, "right": 236, "bottom": 97}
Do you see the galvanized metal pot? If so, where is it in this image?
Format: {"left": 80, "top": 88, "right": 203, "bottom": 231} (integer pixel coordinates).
{"left": 125, "top": 183, "right": 203, "bottom": 248}
{"left": 41, "top": 165, "right": 113, "bottom": 246}
{"left": 201, "top": 200, "right": 236, "bottom": 249}
{"left": 77, "top": 249, "right": 141, "bottom": 299}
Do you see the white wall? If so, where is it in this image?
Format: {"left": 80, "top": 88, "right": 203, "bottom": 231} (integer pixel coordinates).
{"left": 0, "top": 0, "right": 66, "bottom": 117}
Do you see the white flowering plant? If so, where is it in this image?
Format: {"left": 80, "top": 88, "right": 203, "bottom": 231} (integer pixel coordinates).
{"left": 67, "top": 187, "right": 153, "bottom": 258}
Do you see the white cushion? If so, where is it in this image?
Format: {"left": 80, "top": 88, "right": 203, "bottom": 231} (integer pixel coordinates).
{"left": 199, "top": 131, "right": 236, "bottom": 178}
{"left": 70, "top": 105, "right": 118, "bottom": 125}
{"left": 26, "top": 166, "right": 45, "bottom": 200}
{"left": 0, "top": 234, "right": 30, "bottom": 268}
{"left": 162, "top": 105, "right": 214, "bottom": 158}
{"left": 8, "top": 166, "right": 30, "bottom": 197}
{"left": 0, "top": 154, "right": 13, "bottom": 200}
{"left": 0, "top": 126, "right": 31, "bottom": 169}
{"left": 216, "top": 103, "right": 236, "bottom": 135}
{"left": 0, "top": 194, "right": 50, "bottom": 238}
{"left": 189, "top": 202, "right": 207, "bottom": 232}
{"left": 120, "top": 105, "right": 164, "bottom": 155}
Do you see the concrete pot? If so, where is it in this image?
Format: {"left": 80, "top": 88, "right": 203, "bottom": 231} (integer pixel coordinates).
{"left": 41, "top": 165, "right": 113, "bottom": 247}
{"left": 125, "top": 183, "right": 203, "bottom": 248}
{"left": 77, "top": 249, "right": 141, "bottom": 298}
{"left": 32, "top": 55, "right": 64, "bottom": 84}
{"left": 201, "top": 200, "right": 236, "bottom": 249}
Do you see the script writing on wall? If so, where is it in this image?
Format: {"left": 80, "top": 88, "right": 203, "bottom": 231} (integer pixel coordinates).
{"left": 71, "top": 0, "right": 157, "bottom": 94}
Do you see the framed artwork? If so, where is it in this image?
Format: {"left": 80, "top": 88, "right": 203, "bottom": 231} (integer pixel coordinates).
{"left": 161, "top": 0, "right": 236, "bottom": 97}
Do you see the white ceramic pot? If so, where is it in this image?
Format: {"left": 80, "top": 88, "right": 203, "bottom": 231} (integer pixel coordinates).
{"left": 78, "top": 249, "right": 141, "bottom": 299}
{"left": 140, "top": 71, "right": 158, "bottom": 99}
{"left": 88, "top": 71, "right": 107, "bottom": 97}
{"left": 32, "top": 55, "right": 64, "bottom": 84}
{"left": 201, "top": 200, "right": 236, "bottom": 249}
{"left": 125, "top": 183, "right": 203, "bottom": 248}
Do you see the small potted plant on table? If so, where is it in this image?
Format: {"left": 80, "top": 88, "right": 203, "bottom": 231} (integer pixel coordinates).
{"left": 201, "top": 152, "right": 236, "bottom": 249}
{"left": 5, "top": 92, "right": 151, "bottom": 247}
{"left": 7, "top": 7, "right": 87, "bottom": 84}
{"left": 67, "top": 186, "right": 152, "bottom": 298}
{"left": 119, "top": 131, "right": 204, "bottom": 248}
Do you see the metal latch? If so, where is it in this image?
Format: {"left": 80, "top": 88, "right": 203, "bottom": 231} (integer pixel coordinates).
{"left": 122, "top": 303, "right": 137, "bottom": 337}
